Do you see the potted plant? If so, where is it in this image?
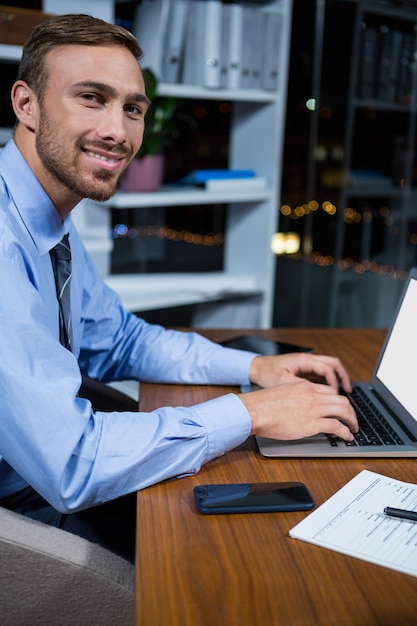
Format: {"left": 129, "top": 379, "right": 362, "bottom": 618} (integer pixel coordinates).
{"left": 120, "top": 68, "right": 192, "bottom": 192}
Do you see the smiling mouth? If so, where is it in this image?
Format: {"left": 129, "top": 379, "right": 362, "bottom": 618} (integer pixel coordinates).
{"left": 84, "top": 149, "right": 123, "bottom": 164}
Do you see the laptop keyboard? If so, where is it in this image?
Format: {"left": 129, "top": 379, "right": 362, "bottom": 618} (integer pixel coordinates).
{"left": 327, "top": 386, "right": 405, "bottom": 447}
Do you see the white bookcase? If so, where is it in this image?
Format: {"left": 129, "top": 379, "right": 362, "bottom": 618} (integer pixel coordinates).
{"left": 1, "top": 0, "right": 293, "bottom": 328}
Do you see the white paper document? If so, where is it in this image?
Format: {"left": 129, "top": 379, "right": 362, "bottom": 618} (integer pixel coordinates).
{"left": 290, "top": 470, "right": 417, "bottom": 577}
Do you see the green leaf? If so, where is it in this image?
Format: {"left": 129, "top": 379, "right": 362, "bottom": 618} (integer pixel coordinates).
{"left": 137, "top": 67, "right": 195, "bottom": 158}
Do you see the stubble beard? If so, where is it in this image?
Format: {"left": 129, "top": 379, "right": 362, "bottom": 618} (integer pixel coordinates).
{"left": 36, "top": 117, "right": 130, "bottom": 202}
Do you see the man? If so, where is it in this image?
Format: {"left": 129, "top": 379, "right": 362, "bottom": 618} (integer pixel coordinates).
{"left": 0, "top": 14, "right": 357, "bottom": 562}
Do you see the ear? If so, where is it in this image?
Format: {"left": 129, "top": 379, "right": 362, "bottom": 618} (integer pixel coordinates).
{"left": 11, "top": 80, "right": 39, "bottom": 131}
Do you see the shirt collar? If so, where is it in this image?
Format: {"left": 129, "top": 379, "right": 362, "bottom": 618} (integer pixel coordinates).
{"left": 0, "top": 139, "right": 70, "bottom": 255}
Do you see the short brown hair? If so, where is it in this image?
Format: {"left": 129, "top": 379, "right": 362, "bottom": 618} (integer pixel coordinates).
{"left": 17, "top": 13, "right": 143, "bottom": 101}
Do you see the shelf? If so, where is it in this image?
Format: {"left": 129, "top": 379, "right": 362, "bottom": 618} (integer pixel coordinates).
{"left": 344, "top": 185, "right": 407, "bottom": 198}
{"left": 0, "top": 44, "right": 21, "bottom": 62}
{"left": 104, "top": 272, "right": 259, "bottom": 311}
{"left": 157, "top": 82, "right": 279, "bottom": 103}
{"left": 104, "top": 185, "right": 272, "bottom": 209}
{"left": 354, "top": 0, "right": 417, "bottom": 21}
{"left": 352, "top": 98, "right": 417, "bottom": 113}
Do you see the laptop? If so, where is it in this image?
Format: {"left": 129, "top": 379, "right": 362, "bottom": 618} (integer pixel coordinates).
{"left": 256, "top": 267, "right": 417, "bottom": 458}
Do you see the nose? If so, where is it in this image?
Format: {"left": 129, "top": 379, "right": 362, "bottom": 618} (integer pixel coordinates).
{"left": 96, "top": 105, "right": 128, "bottom": 145}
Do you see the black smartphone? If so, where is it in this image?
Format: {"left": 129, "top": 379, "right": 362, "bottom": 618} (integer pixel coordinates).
{"left": 220, "top": 335, "right": 314, "bottom": 355}
{"left": 194, "top": 482, "right": 314, "bottom": 515}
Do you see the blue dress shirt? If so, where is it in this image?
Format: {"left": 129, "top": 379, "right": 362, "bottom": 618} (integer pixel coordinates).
{"left": 0, "top": 140, "right": 255, "bottom": 512}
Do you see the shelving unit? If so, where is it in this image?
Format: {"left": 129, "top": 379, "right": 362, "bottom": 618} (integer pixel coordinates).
{"left": 0, "top": 44, "right": 21, "bottom": 61}
{"left": 0, "top": 0, "right": 293, "bottom": 328}
{"left": 328, "top": 0, "right": 417, "bottom": 327}
{"left": 107, "top": 0, "right": 292, "bottom": 327}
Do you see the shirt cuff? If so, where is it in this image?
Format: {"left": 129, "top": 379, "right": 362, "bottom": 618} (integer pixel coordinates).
{"left": 191, "top": 392, "right": 252, "bottom": 462}
{"left": 207, "top": 345, "right": 258, "bottom": 386}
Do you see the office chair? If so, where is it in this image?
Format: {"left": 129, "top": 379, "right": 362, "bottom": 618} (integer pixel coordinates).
{"left": 79, "top": 376, "right": 138, "bottom": 412}
{"left": 0, "top": 506, "right": 134, "bottom": 625}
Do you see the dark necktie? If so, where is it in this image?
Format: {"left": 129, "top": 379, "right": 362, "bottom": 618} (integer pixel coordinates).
{"left": 49, "top": 234, "right": 73, "bottom": 351}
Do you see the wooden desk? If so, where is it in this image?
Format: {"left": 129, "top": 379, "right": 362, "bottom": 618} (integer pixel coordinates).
{"left": 135, "top": 329, "right": 417, "bottom": 626}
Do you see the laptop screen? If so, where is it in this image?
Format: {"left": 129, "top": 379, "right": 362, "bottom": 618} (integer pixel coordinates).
{"left": 375, "top": 273, "right": 417, "bottom": 424}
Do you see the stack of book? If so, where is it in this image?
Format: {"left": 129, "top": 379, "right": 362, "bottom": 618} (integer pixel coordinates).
{"left": 176, "top": 169, "right": 268, "bottom": 191}
{"left": 357, "top": 22, "right": 417, "bottom": 105}
{"left": 133, "top": 0, "right": 283, "bottom": 90}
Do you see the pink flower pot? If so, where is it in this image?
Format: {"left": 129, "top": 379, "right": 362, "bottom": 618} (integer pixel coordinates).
{"left": 119, "top": 155, "right": 164, "bottom": 192}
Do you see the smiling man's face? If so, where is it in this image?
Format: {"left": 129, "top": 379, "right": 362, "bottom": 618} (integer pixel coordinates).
{"left": 26, "top": 43, "right": 149, "bottom": 211}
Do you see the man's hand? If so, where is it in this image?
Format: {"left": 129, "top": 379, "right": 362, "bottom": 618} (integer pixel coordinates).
{"left": 239, "top": 378, "right": 358, "bottom": 442}
{"left": 242, "top": 352, "right": 357, "bottom": 442}
{"left": 249, "top": 352, "right": 353, "bottom": 393}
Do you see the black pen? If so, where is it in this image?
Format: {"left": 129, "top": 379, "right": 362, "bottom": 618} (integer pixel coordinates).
{"left": 384, "top": 506, "right": 417, "bottom": 522}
